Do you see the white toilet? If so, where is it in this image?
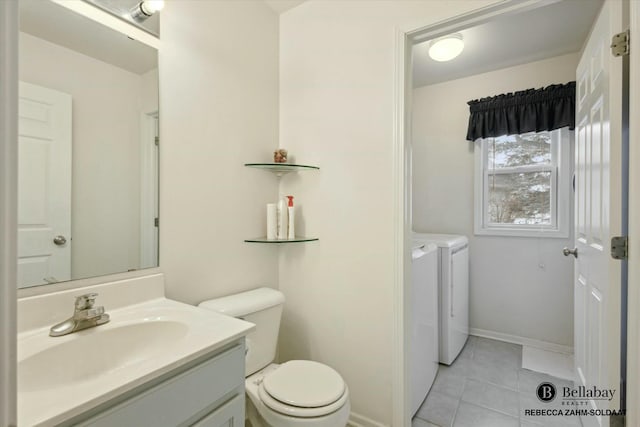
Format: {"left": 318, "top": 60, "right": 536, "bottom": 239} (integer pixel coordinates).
{"left": 199, "top": 288, "right": 351, "bottom": 427}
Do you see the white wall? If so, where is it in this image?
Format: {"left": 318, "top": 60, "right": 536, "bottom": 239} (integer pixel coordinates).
{"left": 278, "top": 1, "right": 499, "bottom": 424}
{"left": 412, "top": 53, "right": 579, "bottom": 348}
{"left": 141, "top": 68, "right": 159, "bottom": 115}
{"left": 19, "top": 32, "right": 150, "bottom": 280}
{"left": 159, "top": 1, "right": 280, "bottom": 304}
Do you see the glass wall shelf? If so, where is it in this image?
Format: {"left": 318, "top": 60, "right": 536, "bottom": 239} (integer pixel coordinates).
{"left": 244, "top": 237, "right": 319, "bottom": 244}
{"left": 244, "top": 163, "right": 319, "bottom": 177}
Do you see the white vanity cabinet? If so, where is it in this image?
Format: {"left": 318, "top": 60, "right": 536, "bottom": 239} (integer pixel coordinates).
{"left": 67, "top": 341, "right": 246, "bottom": 427}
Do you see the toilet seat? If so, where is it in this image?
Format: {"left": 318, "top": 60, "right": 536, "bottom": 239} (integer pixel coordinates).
{"left": 258, "top": 360, "right": 348, "bottom": 418}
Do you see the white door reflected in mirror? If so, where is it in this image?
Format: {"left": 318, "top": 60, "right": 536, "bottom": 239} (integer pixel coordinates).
{"left": 18, "top": 82, "right": 72, "bottom": 288}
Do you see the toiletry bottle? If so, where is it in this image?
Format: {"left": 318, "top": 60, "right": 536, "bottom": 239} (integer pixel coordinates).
{"left": 277, "top": 197, "right": 287, "bottom": 240}
{"left": 286, "top": 196, "right": 295, "bottom": 239}
{"left": 267, "top": 203, "right": 277, "bottom": 240}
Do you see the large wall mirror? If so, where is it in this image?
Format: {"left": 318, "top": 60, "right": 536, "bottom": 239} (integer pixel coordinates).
{"left": 18, "top": 0, "right": 159, "bottom": 289}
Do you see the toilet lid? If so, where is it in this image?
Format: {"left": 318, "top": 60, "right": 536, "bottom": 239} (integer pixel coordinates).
{"left": 259, "top": 382, "right": 349, "bottom": 418}
{"left": 262, "top": 360, "right": 346, "bottom": 408}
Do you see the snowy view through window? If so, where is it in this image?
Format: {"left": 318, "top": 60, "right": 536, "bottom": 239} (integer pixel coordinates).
{"left": 487, "top": 132, "right": 552, "bottom": 225}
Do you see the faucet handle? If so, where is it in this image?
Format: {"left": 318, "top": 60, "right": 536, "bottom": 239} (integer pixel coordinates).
{"left": 75, "top": 293, "right": 98, "bottom": 310}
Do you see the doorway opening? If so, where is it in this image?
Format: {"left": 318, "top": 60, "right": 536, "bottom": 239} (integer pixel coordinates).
{"left": 397, "top": 1, "right": 629, "bottom": 426}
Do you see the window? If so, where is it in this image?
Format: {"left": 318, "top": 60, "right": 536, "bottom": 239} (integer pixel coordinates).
{"left": 474, "top": 128, "right": 572, "bottom": 237}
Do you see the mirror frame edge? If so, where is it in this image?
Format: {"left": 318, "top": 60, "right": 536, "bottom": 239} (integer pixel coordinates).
{"left": 18, "top": 268, "right": 163, "bottom": 299}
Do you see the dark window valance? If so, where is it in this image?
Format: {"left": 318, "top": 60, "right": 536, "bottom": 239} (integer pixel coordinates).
{"left": 466, "top": 82, "right": 576, "bottom": 141}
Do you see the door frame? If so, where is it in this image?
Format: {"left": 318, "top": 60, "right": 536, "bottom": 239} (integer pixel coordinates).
{"left": 0, "top": 0, "right": 18, "bottom": 425}
{"left": 625, "top": 1, "right": 640, "bottom": 425}
{"left": 140, "top": 111, "right": 159, "bottom": 269}
{"left": 391, "top": 0, "right": 636, "bottom": 424}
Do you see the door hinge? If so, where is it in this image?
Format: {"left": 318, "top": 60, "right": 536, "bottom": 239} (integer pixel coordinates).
{"left": 611, "top": 30, "right": 630, "bottom": 57}
{"left": 154, "top": 136, "right": 159, "bottom": 146}
{"left": 154, "top": 217, "right": 159, "bottom": 227}
{"left": 611, "top": 236, "right": 628, "bottom": 260}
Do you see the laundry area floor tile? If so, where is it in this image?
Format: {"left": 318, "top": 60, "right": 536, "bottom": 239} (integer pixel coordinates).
{"left": 412, "top": 337, "right": 583, "bottom": 427}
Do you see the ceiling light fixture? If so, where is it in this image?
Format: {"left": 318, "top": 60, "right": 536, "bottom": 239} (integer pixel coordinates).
{"left": 130, "top": 0, "right": 165, "bottom": 23}
{"left": 428, "top": 33, "right": 464, "bottom": 62}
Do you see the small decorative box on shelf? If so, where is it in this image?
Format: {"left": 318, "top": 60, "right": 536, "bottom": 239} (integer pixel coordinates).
{"left": 244, "top": 237, "right": 319, "bottom": 244}
{"left": 244, "top": 163, "right": 319, "bottom": 177}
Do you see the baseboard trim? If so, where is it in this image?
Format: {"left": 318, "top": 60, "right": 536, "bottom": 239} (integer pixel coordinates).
{"left": 469, "top": 328, "right": 574, "bottom": 355}
{"left": 348, "top": 412, "right": 388, "bottom": 427}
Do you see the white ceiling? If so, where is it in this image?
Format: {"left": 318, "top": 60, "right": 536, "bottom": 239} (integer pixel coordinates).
{"left": 20, "top": 0, "right": 157, "bottom": 75}
{"left": 264, "top": 0, "right": 307, "bottom": 14}
{"left": 412, "top": 0, "right": 603, "bottom": 88}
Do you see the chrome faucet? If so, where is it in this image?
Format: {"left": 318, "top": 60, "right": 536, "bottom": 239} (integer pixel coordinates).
{"left": 49, "top": 293, "right": 110, "bottom": 337}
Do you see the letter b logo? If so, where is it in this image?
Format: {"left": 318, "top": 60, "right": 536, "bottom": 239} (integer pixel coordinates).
{"left": 537, "top": 382, "right": 557, "bottom": 402}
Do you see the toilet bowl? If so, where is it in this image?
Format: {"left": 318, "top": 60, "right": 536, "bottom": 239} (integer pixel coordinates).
{"left": 245, "top": 362, "right": 350, "bottom": 427}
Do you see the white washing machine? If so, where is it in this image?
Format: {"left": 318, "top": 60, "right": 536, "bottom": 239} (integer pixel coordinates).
{"left": 413, "top": 233, "right": 469, "bottom": 365}
{"left": 410, "top": 242, "right": 438, "bottom": 416}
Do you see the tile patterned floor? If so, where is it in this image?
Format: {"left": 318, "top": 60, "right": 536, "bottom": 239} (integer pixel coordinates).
{"left": 412, "top": 336, "right": 583, "bottom": 427}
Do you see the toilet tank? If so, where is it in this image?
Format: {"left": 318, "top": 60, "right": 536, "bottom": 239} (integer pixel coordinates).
{"left": 199, "top": 287, "right": 285, "bottom": 376}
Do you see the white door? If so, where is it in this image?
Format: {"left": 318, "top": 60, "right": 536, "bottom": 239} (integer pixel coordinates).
{"left": 18, "top": 82, "right": 72, "bottom": 288}
{"left": 574, "top": 1, "right": 624, "bottom": 426}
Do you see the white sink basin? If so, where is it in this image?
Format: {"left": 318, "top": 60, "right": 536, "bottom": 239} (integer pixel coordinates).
{"left": 19, "top": 320, "right": 189, "bottom": 392}
{"left": 18, "top": 287, "right": 254, "bottom": 427}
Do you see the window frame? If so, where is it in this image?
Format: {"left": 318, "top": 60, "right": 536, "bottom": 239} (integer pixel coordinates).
{"left": 473, "top": 128, "right": 572, "bottom": 238}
